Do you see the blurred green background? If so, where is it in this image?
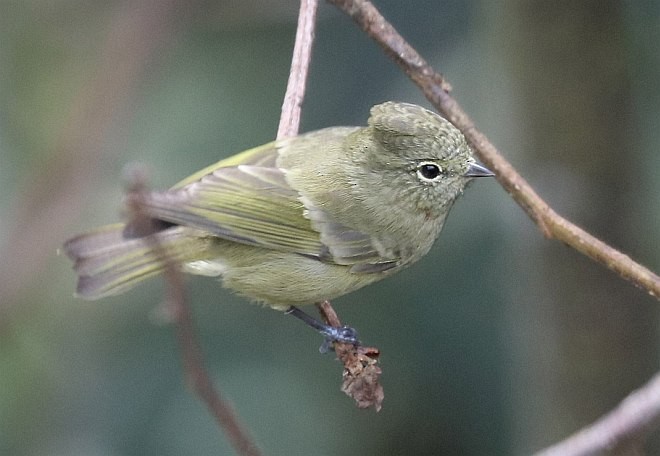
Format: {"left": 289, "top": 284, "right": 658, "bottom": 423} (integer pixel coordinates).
{"left": 1, "top": 1, "right": 659, "bottom": 455}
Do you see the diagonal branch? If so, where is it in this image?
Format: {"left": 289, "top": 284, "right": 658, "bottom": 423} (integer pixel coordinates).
{"left": 327, "top": 0, "right": 660, "bottom": 300}
{"left": 532, "top": 372, "right": 660, "bottom": 456}
{"left": 124, "top": 168, "right": 262, "bottom": 456}
{"left": 327, "top": 0, "right": 660, "bottom": 452}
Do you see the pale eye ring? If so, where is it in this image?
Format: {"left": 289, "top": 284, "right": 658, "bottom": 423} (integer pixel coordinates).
{"left": 417, "top": 162, "right": 443, "bottom": 181}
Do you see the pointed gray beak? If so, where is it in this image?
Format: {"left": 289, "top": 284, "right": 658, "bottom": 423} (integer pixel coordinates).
{"left": 465, "top": 162, "right": 494, "bottom": 177}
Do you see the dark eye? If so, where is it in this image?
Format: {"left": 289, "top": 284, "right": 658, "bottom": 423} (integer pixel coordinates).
{"left": 417, "top": 162, "right": 442, "bottom": 181}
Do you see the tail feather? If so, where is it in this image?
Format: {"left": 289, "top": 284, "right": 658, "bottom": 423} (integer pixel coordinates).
{"left": 62, "top": 223, "right": 212, "bottom": 299}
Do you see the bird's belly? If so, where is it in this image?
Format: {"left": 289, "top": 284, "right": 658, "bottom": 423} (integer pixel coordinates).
{"left": 213, "top": 244, "right": 386, "bottom": 310}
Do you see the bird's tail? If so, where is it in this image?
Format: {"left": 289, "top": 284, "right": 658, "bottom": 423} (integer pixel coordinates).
{"left": 62, "top": 223, "right": 212, "bottom": 300}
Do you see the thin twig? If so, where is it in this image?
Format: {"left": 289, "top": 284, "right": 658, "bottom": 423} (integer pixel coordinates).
{"left": 277, "top": 0, "right": 319, "bottom": 139}
{"left": 326, "top": 0, "right": 660, "bottom": 300}
{"left": 278, "top": 0, "right": 383, "bottom": 411}
{"left": 11, "top": 0, "right": 262, "bottom": 451}
{"left": 317, "top": 301, "right": 384, "bottom": 411}
{"left": 124, "top": 168, "right": 261, "bottom": 456}
{"left": 533, "top": 372, "right": 660, "bottom": 456}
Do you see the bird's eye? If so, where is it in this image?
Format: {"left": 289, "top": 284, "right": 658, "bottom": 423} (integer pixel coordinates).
{"left": 417, "top": 162, "right": 442, "bottom": 181}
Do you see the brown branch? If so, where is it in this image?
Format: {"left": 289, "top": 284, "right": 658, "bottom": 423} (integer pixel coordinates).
{"left": 533, "top": 372, "right": 660, "bottom": 456}
{"left": 277, "top": 0, "right": 319, "bottom": 139}
{"left": 278, "top": 0, "right": 383, "bottom": 411}
{"left": 326, "top": 0, "right": 660, "bottom": 301}
{"left": 317, "top": 301, "right": 384, "bottom": 411}
{"left": 328, "top": 0, "right": 660, "bottom": 450}
{"left": 124, "top": 168, "right": 262, "bottom": 456}
{"left": 2, "top": 0, "right": 260, "bottom": 451}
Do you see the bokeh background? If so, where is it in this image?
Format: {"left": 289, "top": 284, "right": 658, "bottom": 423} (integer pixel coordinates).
{"left": 1, "top": 1, "right": 659, "bottom": 455}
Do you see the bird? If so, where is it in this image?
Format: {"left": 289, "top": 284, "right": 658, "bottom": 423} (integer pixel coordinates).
{"left": 62, "top": 101, "right": 492, "bottom": 345}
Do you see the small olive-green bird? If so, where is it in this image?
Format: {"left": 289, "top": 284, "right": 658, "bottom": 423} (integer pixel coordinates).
{"left": 63, "top": 102, "right": 492, "bottom": 344}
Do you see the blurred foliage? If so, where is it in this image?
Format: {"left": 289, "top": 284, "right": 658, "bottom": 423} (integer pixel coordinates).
{"left": 1, "top": 1, "right": 659, "bottom": 455}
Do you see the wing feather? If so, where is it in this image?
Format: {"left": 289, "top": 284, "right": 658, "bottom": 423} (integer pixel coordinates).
{"left": 147, "top": 164, "right": 325, "bottom": 256}
{"left": 143, "top": 134, "right": 402, "bottom": 272}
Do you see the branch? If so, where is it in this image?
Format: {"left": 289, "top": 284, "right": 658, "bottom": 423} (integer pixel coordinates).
{"left": 327, "top": 0, "right": 660, "bottom": 450}
{"left": 277, "top": 0, "right": 318, "bottom": 139}
{"left": 533, "top": 372, "right": 660, "bottom": 456}
{"left": 317, "top": 301, "right": 384, "bottom": 411}
{"left": 327, "top": 0, "right": 660, "bottom": 300}
{"left": 278, "top": 0, "right": 383, "bottom": 411}
{"left": 124, "top": 168, "right": 261, "bottom": 456}
{"left": 5, "top": 0, "right": 261, "bottom": 451}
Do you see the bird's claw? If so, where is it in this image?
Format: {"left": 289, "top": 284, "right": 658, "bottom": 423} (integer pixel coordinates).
{"left": 319, "top": 325, "right": 360, "bottom": 353}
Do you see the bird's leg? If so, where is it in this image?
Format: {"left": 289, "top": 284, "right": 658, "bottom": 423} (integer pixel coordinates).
{"left": 285, "top": 306, "right": 360, "bottom": 353}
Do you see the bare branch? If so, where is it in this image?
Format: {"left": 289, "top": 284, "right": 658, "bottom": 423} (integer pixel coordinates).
{"left": 317, "top": 301, "right": 384, "bottom": 411}
{"left": 326, "top": 0, "right": 660, "bottom": 300}
{"left": 124, "top": 168, "right": 262, "bottom": 456}
{"left": 327, "top": 0, "right": 660, "bottom": 450}
{"left": 533, "top": 372, "right": 660, "bottom": 456}
{"left": 278, "top": 0, "right": 319, "bottom": 138}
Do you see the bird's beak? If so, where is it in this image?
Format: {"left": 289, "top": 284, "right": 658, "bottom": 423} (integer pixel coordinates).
{"left": 464, "top": 162, "right": 494, "bottom": 177}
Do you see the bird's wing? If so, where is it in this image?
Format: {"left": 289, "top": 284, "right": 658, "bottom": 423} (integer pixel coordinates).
{"left": 171, "top": 141, "right": 280, "bottom": 189}
{"left": 144, "top": 142, "right": 398, "bottom": 271}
